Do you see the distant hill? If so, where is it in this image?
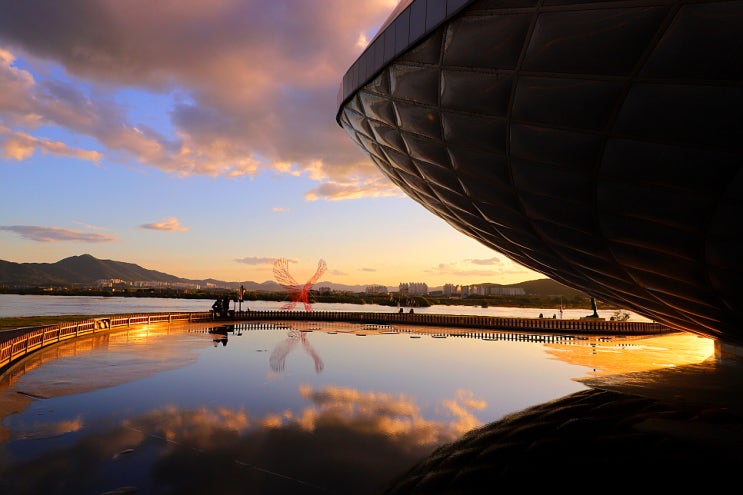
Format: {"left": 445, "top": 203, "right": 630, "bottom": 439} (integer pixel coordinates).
{"left": 516, "top": 279, "right": 585, "bottom": 298}
{"left": 0, "top": 254, "right": 276, "bottom": 291}
{"left": 0, "top": 254, "right": 583, "bottom": 297}
{"left": 0, "top": 254, "right": 371, "bottom": 292}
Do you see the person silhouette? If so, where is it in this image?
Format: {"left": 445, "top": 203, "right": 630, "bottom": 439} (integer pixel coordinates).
{"left": 221, "top": 296, "right": 230, "bottom": 317}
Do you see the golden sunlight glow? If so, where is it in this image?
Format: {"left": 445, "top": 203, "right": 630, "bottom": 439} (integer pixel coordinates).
{"left": 355, "top": 33, "right": 369, "bottom": 49}
{"left": 544, "top": 333, "right": 715, "bottom": 377}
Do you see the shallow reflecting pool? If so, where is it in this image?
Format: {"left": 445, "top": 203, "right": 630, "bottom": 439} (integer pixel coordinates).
{"left": 0, "top": 320, "right": 714, "bottom": 494}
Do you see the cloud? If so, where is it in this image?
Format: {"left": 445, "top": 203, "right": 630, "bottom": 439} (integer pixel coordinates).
{"left": 271, "top": 207, "right": 289, "bottom": 213}
{"left": 360, "top": 267, "right": 376, "bottom": 272}
{"left": 424, "top": 256, "right": 537, "bottom": 280}
{"left": 140, "top": 217, "right": 188, "bottom": 232}
{"left": 305, "top": 176, "right": 402, "bottom": 201}
{"left": 234, "top": 256, "right": 279, "bottom": 266}
{"left": 0, "top": 1, "right": 399, "bottom": 198}
{"left": 0, "top": 126, "right": 101, "bottom": 162}
{"left": 0, "top": 225, "right": 117, "bottom": 243}
{"left": 466, "top": 257, "right": 504, "bottom": 266}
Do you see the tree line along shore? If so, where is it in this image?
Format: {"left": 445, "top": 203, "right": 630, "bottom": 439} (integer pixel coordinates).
{"left": 0, "top": 287, "right": 625, "bottom": 331}
{"left": 0, "top": 287, "right": 608, "bottom": 310}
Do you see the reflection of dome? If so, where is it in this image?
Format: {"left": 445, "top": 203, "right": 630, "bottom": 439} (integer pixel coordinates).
{"left": 336, "top": 0, "right": 743, "bottom": 348}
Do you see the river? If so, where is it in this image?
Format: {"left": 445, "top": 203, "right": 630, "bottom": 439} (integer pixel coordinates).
{"left": 0, "top": 293, "right": 652, "bottom": 321}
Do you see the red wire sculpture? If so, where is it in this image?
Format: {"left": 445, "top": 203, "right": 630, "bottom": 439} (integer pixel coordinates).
{"left": 273, "top": 258, "right": 327, "bottom": 311}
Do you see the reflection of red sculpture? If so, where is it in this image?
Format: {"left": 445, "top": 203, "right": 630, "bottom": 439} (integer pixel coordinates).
{"left": 273, "top": 258, "right": 327, "bottom": 311}
{"left": 269, "top": 329, "right": 324, "bottom": 373}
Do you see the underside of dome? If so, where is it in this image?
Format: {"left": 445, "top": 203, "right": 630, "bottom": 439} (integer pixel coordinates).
{"left": 337, "top": 0, "right": 743, "bottom": 346}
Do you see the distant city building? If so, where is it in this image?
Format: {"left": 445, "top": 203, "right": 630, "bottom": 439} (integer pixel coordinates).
{"left": 96, "top": 278, "right": 127, "bottom": 287}
{"left": 365, "top": 284, "right": 389, "bottom": 295}
{"left": 443, "top": 284, "right": 458, "bottom": 297}
{"left": 399, "top": 282, "right": 428, "bottom": 296}
{"left": 97, "top": 279, "right": 202, "bottom": 290}
{"left": 466, "top": 284, "right": 525, "bottom": 296}
{"left": 439, "top": 283, "right": 524, "bottom": 297}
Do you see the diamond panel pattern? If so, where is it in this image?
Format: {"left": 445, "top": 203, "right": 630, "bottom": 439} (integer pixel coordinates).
{"left": 337, "top": 0, "right": 743, "bottom": 346}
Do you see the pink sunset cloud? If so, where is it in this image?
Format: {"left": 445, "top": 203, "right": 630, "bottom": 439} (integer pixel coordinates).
{"left": 0, "top": 0, "right": 398, "bottom": 199}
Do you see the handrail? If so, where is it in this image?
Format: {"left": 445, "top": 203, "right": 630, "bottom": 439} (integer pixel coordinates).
{"left": 1, "top": 312, "right": 212, "bottom": 372}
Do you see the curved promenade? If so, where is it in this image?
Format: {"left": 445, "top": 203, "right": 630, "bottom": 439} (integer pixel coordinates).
{"left": 1, "top": 309, "right": 676, "bottom": 373}
{"left": 233, "top": 309, "right": 673, "bottom": 334}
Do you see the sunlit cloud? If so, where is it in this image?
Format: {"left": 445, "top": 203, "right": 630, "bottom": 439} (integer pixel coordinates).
{"left": 466, "top": 257, "right": 503, "bottom": 266}
{"left": 140, "top": 217, "right": 188, "bottom": 232}
{"left": 73, "top": 221, "right": 110, "bottom": 231}
{"left": 0, "top": 1, "right": 398, "bottom": 199}
{"left": 234, "top": 256, "right": 279, "bottom": 265}
{"left": 0, "top": 225, "right": 118, "bottom": 243}
{"left": 425, "top": 256, "right": 539, "bottom": 280}
{"left": 0, "top": 128, "right": 102, "bottom": 162}
{"left": 305, "top": 176, "right": 402, "bottom": 201}
{"left": 361, "top": 267, "right": 376, "bottom": 272}
{"left": 355, "top": 33, "right": 370, "bottom": 49}
{"left": 271, "top": 207, "right": 289, "bottom": 213}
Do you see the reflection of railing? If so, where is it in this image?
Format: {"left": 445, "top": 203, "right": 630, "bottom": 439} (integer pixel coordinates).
{"left": 1, "top": 312, "right": 212, "bottom": 371}
{"left": 2, "top": 310, "right": 676, "bottom": 372}
{"left": 229, "top": 310, "right": 677, "bottom": 335}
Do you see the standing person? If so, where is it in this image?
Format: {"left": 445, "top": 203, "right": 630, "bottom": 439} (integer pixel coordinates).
{"left": 212, "top": 298, "right": 222, "bottom": 317}
{"left": 222, "top": 296, "right": 230, "bottom": 317}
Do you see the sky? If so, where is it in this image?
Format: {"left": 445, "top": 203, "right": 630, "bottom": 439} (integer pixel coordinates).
{"left": 0, "top": 0, "right": 543, "bottom": 288}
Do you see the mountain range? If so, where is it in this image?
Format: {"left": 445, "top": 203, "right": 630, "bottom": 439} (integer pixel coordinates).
{"left": 0, "top": 254, "right": 583, "bottom": 297}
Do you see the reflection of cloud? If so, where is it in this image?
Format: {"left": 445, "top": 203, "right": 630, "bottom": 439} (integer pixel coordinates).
{"left": 295, "top": 384, "right": 484, "bottom": 445}
{"left": 0, "top": 385, "right": 488, "bottom": 494}
{"left": 125, "top": 384, "right": 485, "bottom": 449}
{"left": 16, "top": 416, "right": 84, "bottom": 439}
{"left": 441, "top": 390, "right": 487, "bottom": 436}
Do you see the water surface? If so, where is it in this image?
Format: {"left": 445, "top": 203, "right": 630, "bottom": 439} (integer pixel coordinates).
{"left": 0, "top": 318, "right": 711, "bottom": 494}
{"left": 0, "top": 293, "right": 653, "bottom": 321}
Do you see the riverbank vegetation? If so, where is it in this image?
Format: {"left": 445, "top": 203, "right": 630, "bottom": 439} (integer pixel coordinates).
{"left": 1, "top": 286, "right": 611, "bottom": 310}
{"left": 0, "top": 287, "right": 623, "bottom": 331}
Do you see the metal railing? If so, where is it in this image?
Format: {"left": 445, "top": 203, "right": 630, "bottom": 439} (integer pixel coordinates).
{"left": 1, "top": 312, "right": 212, "bottom": 371}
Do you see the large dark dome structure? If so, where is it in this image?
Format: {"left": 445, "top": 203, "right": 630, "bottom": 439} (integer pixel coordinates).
{"left": 336, "top": 0, "right": 743, "bottom": 351}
